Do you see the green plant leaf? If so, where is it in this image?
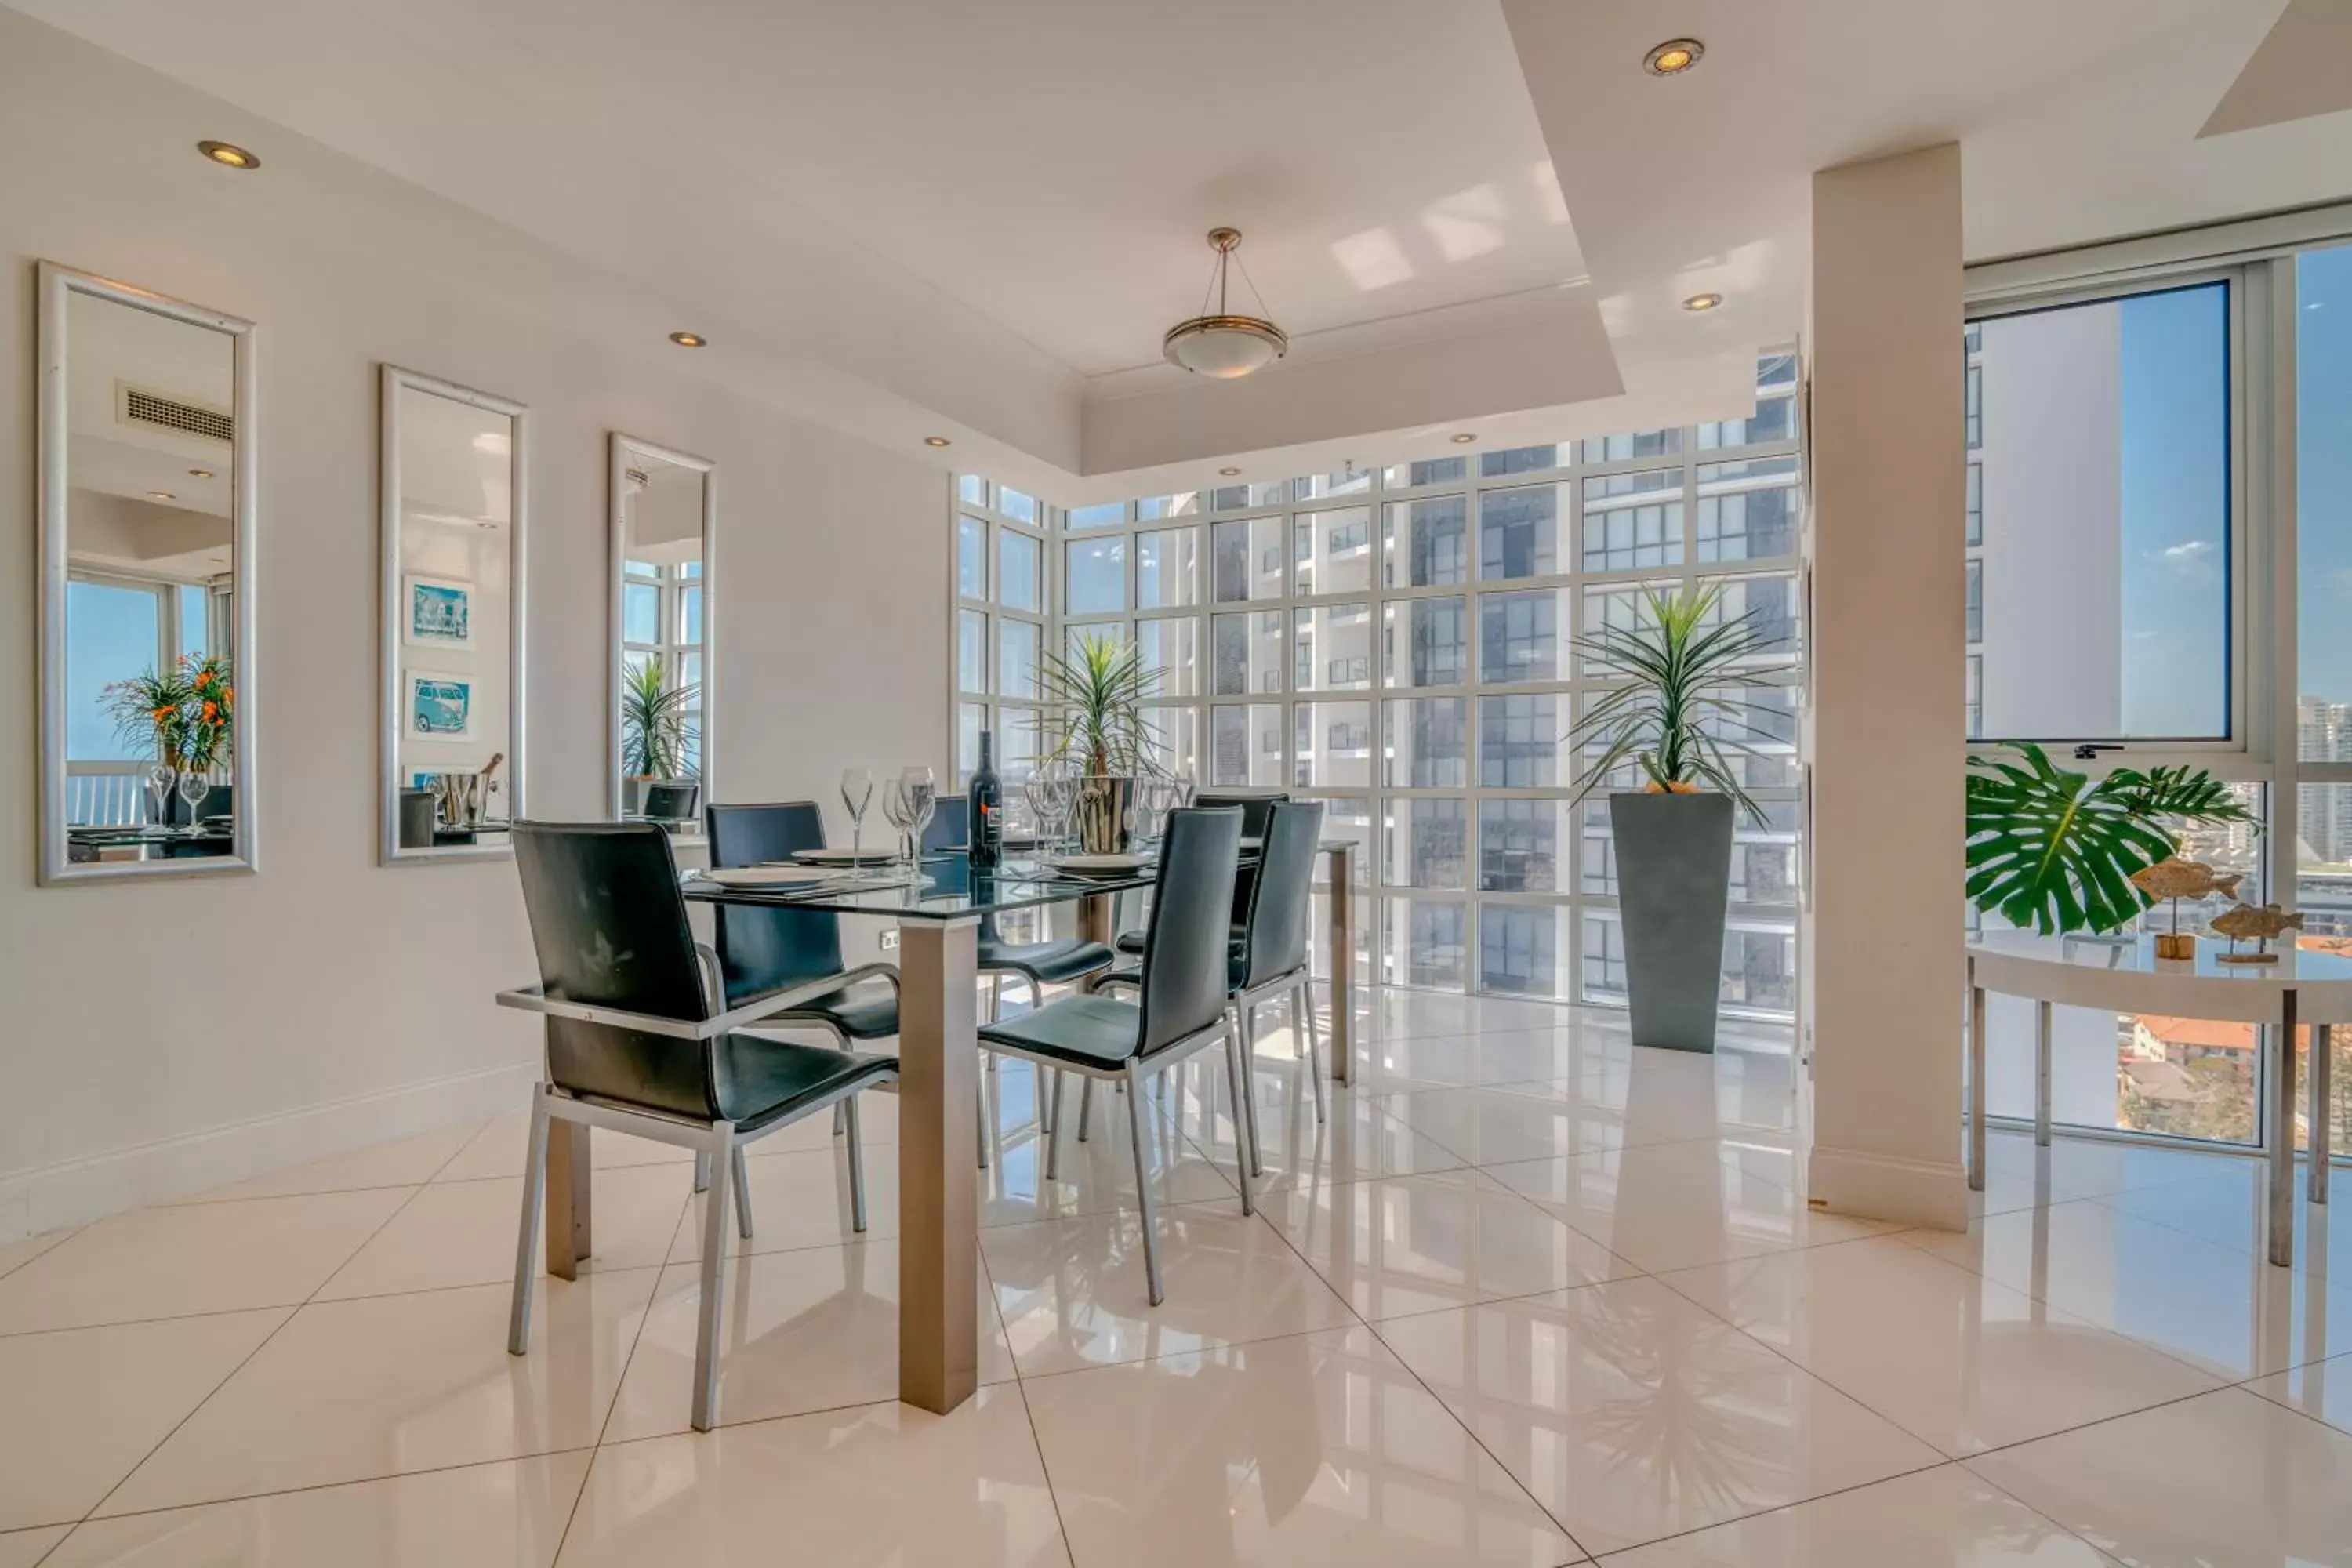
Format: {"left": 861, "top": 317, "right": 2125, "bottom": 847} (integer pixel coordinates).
{"left": 1964, "top": 743, "right": 2180, "bottom": 934}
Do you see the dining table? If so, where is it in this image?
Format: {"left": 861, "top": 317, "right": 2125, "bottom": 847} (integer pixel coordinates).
{"left": 535, "top": 839, "right": 1359, "bottom": 1416}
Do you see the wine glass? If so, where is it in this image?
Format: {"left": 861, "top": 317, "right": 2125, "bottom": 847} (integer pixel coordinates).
{"left": 1022, "top": 774, "right": 1056, "bottom": 862}
{"left": 1174, "top": 769, "right": 1197, "bottom": 809}
{"left": 899, "top": 767, "right": 937, "bottom": 868}
{"left": 880, "top": 775, "right": 916, "bottom": 866}
{"left": 144, "top": 762, "right": 176, "bottom": 829}
{"left": 1039, "top": 761, "right": 1076, "bottom": 855}
{"left": 840, "top": 768, "right": 874, "bottom": 866}
{"left": 1142, "top": 776, "right": 1176, "bottom": 848}
{"left": 176, "top": 768, "right": 210, "bottom": 832}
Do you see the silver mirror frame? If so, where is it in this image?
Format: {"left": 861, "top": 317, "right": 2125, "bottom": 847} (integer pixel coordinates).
{"left": 379, "top": 365, "right": 528, "bottom": 865}
{"left": 608, "top": 434, "right": 717, "bottom": 826}
{"left": 37, "top": 262, "right": 260, "bottom": 886}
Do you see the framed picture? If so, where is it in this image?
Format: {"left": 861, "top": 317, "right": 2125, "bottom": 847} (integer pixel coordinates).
{"left": 403, "top": 574, "right": 474, "bottom": 649}
{"left": 406, "top": 670, "right": 474, "bottom": 739}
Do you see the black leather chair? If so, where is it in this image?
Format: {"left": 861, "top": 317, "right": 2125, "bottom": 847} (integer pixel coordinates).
{"left": 704, "top": 802, "right": 902, "bottom": 1038}
{"left": 1115, "top": 789, "right": 1287, "bottom": 956}
{"left": 642, "top": 780, "right": 699, "bottom": 822}
{"left": 501, "top": 821, "right": 896, "bottom": 1432}
{"left": 977, "top": 805, "right": 1250, "bottom": 1305}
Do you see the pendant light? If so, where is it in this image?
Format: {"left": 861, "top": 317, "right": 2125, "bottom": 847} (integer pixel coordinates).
{"left": 1163, "top": 227, "right": 1288, "bottom": 379}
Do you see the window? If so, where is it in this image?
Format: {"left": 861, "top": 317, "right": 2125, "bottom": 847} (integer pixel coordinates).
{"left": 1965, "top": 560, "right": 1983, "bottom": 644}
{"left": 1965, "top": 281, "right": 2230, "bottom": 742}
{"left": 946, "top": 348, "right": 1802, "bottom": 1012}
{"left": 1965, "top": 461, "right": 1984, "bottom": 546}
{"left": 999, "top": 530, "right": 1041, "bottom": 614}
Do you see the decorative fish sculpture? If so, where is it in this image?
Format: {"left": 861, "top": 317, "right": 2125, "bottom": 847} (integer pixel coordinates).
{"left": 2129, "top": 858, "right": 2243, "bottom": 905}
{"left": 2211, "top": 903, "right": 2305, "bottom": 945}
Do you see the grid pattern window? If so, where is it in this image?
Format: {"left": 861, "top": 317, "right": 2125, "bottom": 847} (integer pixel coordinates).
{"left": 622, "top": 557, "right": 703, "bottom": 776}
{"left": 948, "top": 351, "right": 1802, "bottom": 1015}
{"left": 952, "top": 479, "right": 1052, "bottom": 820}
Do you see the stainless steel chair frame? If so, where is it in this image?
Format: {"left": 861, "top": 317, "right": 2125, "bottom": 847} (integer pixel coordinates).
{"left": 496, "top": 967, "right": 896, "bottom": 1432}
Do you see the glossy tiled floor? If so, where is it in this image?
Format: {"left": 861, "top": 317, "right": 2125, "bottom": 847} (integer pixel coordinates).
{"left": 6, "top": 989, "right": 2352, "bottom": 1566}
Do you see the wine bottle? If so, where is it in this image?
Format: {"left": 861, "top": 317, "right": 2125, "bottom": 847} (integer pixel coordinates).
{"left": 967, "top": 728, "right": 1002, "bottom": 869}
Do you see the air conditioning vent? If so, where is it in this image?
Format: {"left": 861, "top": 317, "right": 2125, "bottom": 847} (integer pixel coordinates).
{"left": 119, "top": 384, "right": 233, "bottom": 445}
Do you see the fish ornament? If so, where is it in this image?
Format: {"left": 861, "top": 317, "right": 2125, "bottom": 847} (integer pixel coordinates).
{"left": 2130, "top": 858, "right": 2244, "bottom": 959}
{"left": 2212, "top": 902, "right": 2305, "bottom": 965}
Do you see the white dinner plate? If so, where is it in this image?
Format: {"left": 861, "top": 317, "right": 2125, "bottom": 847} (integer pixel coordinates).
{"left": 792, "top": 847, "right": 901, "bottom": 865}
{"left": 1039, "top": 852, "right": 1152, "bottom": 874}
{"left": 698, "top": 865, "right": 842, "bottom": 887}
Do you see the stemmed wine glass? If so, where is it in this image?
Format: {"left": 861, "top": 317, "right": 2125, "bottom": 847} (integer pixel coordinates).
{"left": 1173, "top": 769, "right": 1197, "bottom": 809}
{"left": 881, "top": 776, "right": 917, "bottom": 868}
{"left": 1140, "top": 775, "right": 1177, "bottom": 849}
{"left": 899, "top": 767, "right": 937, "bottom": 869}
{"left": 1039, "top": 760, "right": 1076, "bottom": 856}
{"left": 177, "top": 768, "right": 210, "bottom": 832}
{"left": 1022, "top": 773, "right": 1056, "bottom": 862}
{"left": 145, "top": 762, "right": 176, "bottom": 830}
{"left": 840, "top": 768, "right": 873, "bottom": 867}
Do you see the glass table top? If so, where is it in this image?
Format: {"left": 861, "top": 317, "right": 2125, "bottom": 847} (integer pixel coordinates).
{"left": 681, "top": 853, "right": 1158, "bottom": 920}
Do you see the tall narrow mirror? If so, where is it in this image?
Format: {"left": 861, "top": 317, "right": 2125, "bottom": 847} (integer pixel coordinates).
{"left": 380, "top": 367, "right": 525, "bottom": 862}
{"left": 38, "top": 263, "right": 257, "bottom": 884}
{"left": 611, "top": 435, "right": 713, "bottom": 833}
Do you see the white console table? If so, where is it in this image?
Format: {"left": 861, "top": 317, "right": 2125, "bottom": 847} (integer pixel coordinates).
{"left": 1967, "top": 931, "right": 2349, "bottom": 1267}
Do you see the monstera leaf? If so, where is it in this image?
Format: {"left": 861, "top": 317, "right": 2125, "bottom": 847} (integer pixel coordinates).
{"left": 1965, "top": 745, "right": 2180, "bottom": 935}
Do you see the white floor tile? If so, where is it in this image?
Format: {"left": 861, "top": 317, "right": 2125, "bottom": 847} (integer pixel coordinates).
{"left": 0, "top": 1190, "right": 411, "bottom": 1334}
{"left": 601, "top": 1242, "right": 1015, "bottom": 1440}
{"left": 172, "top": 1124, "right": 484, "bottom": 1205}
{"left": 0, "top": 1229, "right": 76, "bottom": 1284}
{"left": 977, "top": 1085, "right": 1240, "bottom": 1229}
{"left": 1022, "top": 1323, "right": 1578, "bottom": 1568}
{"left": 45, "top": 1454, "right": 588, "bottom": 1568}
{"left": 558, "top": 1386, "right": 1069, "bottom": 1568}
{"left": 1967, "top": 1131, "right": 2249, "bottom": 1220}
{"left": 2243, "top": 1345, "right": 2352, "bottom": 1436}
{"left": 668, "top": 1145, "right": 900, "bottom": 1261}
{"left": 982, "top": 1202, "right": 1354, "bottom": 1378}
{"left": 1483, "top": 1140, "right": 1900, "bottom": 1276}
{"left": 1969, "top": 1387, "right": 2352, "bottom": 1568}
{"left": 1374, "top": 1276, "right": 1943, "bottom": 1556}
{"left": 1174, "top": 1080, "right": 1470, "bottom": 1197}
{"left": 1379, "top": 1084, "right": 1637, "bottom": 1164}
{"left": 99, "top": 1269, "right": 657, "bottom": 1515}
{"left": 1900, "top": 1198, "right": 2352, "bottom": 1380}
{"left": 1597, "top": 1463, "right": 2118, "bottom": 1566}
{"left": 2096, "top": 1161, "right": 2352, "bottom": 1279}
{"left": 434, "top": 1114, "right": 695, "bottom": 1185}
{"left": 317, "top": 1166, "right": 690, "bottom": 1301}
{"left": 0, "top": 1528, "right": 68, "bottom": 1568}
{"left": 0, "top": 1309, "right": 287, "bottom": 1531}
{"left": 1261, "top": 1167, "right": 1637, "bottom": 1323}
{"left": 1658, "top": 1236, "right": 2223, "bottom": 1456}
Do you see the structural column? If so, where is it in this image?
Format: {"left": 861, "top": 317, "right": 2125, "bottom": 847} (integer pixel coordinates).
{"left": 1804, "top": 142, "right": 1970, "bottom": 1230}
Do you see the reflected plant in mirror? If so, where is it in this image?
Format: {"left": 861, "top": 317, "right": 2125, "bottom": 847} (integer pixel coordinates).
{"left": 40, "top": 263, "right": 256, "bottom": 882}
{"left": 611, "top": 436, "right": 713, "bottom": 829}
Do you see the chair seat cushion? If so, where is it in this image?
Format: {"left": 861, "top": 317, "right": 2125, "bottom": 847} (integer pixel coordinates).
{"left": 978, "top": 993, "right": 1144, "bottom": 1069}
{"left": 976, "top": 936, "right": 1115, "bottom": 986}
{"left": 712, "top": 1033, "right": 897, "bottom": 1132}
{"left": 1095, "top": 934, "right": 1251, "bottom": 995}
{"left": 763, "top": 976, "right": 900, "bottom": 1040}
{"left": 1114, "top": 928, "right": 1147, "bottom": 955}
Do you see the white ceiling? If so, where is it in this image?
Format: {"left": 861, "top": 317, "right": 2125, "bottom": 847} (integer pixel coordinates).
{"left": 13, "top": 0, "right": 2352, "bottom": 498}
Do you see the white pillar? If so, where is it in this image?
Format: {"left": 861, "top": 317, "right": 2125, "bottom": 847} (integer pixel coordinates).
{"left": 1803, "top": 143, "right": 1969, "bottom": 1230}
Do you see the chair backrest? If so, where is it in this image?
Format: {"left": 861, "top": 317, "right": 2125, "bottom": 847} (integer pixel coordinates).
{"left": 1234, "top": 800, "right": 1324, "bottom": 989}
{"left": 397, "top": 789, "right": 437, "bottom": 848}
{"left": 703, "top": 802, "right": 845, "bottom": 1004}
{"left": 512, "top": 821, "right": 717, "bottom": 1121}
{"left": 1194, "top": 789, "right": 1287, "bottom": 840}
{"left": 923, "top": 795, "right": 967, "bottom": 852}
{"left": 1136, "top": 805, "right": 1243, "bottom": 1057}
{"left": 642, "top": 780, "right": 699, "bottom": 821}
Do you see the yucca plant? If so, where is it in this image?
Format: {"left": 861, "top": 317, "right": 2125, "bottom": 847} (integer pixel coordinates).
{"left": 1562, "top": 583, "right": 1791, "bottom": 827}
{"left": 1965, "top": 742, "right": 2254, "bottom": 934}
{"left": 1032, "top": 630, "right": 1162, "bottom": 776}
{"left": 620, "top": 656, "right": 699, "bottom": 779}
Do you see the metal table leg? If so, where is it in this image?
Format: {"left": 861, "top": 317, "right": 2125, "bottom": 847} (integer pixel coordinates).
{"left": 2314, "top": 1022, "right": 2333, "bottom": 1207}
{"left": 2034, "top": 1000, "right": 2053, "bottom": 1148}
{"left": 1969, "top": 982, "right": 1987, "bottom": 1193}
{"left": 544, "top": 1116, "right": 591, "bottom": 1280}
{"left": 898, "top": 916, "right": 981, "bottom": 1413}
{"left": 1327, "top": 843, "right": 1355, "bottom": 1087}
{"left": 2270, "top": 989, "right": 2299, "bottom": 1269}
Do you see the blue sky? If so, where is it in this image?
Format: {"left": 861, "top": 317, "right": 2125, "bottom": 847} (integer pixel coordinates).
{"left": 2299, "top": 245, "right": 2352, "bottom": 717}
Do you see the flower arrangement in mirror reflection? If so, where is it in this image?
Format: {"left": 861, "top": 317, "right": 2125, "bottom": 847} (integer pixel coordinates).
{"left": 103, "top": 652, "right": 234, "bottom": 773}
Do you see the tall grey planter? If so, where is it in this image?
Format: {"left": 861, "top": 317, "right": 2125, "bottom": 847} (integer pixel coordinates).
{"left": 1610, "top": 792, "right": 1734, "bottom": 1053}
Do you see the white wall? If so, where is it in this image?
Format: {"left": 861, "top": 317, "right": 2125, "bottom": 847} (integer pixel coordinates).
{"left": 0, "top": 15, "right": 948, "bottom": 1238}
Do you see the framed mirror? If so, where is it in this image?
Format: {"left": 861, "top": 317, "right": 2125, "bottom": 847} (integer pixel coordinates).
{"left": 610, "top": 435, "right": 713, "bottom": 834}
{"left": 38, "top": 263, "right": 258, "bottom": 884}
{"left": 380, "top": 366, "right": 525, "bottom": 863}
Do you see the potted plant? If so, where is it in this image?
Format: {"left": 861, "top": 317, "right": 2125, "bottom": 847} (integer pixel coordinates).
{"left": 1033, "top": 630, "right": 1162, "bottom": 853}
{"left": 103, "top": 653, "right": 234, "bottom": 823}
{"left": 1965, "top": 742, "right": 2254, "bottom": 939}
{"left": 1563, "top": 585, "right": 1789, "bottom": 1052}
{"left": 620, "top": 655, "right": 698, "bottom": 812}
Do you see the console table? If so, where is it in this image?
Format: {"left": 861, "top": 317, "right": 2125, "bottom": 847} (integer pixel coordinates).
{"left": 1967, "top": 931, "right": 2351, "bottom": 1266}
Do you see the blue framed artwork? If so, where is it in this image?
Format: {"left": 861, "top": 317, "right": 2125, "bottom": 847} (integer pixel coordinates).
{"left": 403, "top": 574, "right": 474, "bottom": 649}
{"left": 405, "top": 671, "right": 474, "bottom": 739}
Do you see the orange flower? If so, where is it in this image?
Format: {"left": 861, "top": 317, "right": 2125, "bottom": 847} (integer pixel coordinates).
{"left": 151, "top": 706, "right": 173, "bottom": 723}
{"left": 223, "top": 687, "right": 234, "bottom": 704}
{"left": 194, "top": 670, "right": 212, "bottom": 689}
{"left": 202, "top": 701, "right": 219, "bottom": 720}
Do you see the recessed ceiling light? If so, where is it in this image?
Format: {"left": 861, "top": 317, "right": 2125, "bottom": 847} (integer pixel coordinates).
{"left": 1450, "top": 433, "right": 1477, "bottom": 445}
{"left": 1682, "top": 292, "right": 1725, "bottom": 312}
{"left": 1218, "top": 466, "right": 1242, "bottom": 476}
{"left": 197, "top": 140, "right": 260, "bottom": 169}
{"left": 147, "top": 490, "right": 176, "bottom": 503}
{"left": 187, "top": 468, "right": 214, "bottom": 480}
{"left": 668, "top": 331, "right": 707, "bottom": 348}
{"left": 1643, "top": 38, "right": 1704, "bottom": 76}
{"left": 924, "top": 436, "right": 952, "bottom": 448}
